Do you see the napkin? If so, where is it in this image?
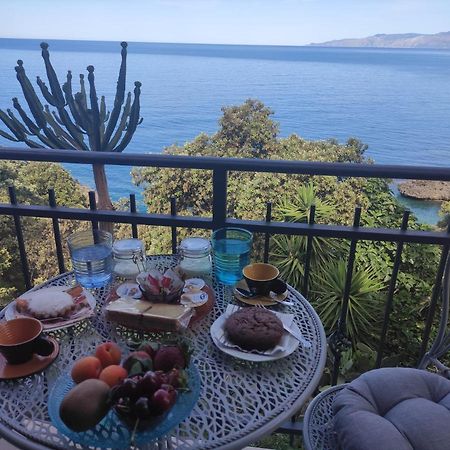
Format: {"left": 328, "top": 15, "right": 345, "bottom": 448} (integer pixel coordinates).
{"left": 217, "top": 305, "right": 295, "bottom": 356}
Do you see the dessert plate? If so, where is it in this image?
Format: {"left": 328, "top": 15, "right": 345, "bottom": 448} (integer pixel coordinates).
{"left": 5, "top": 286, "right": 96, "bottom": 331}
{"left": 48, "top": 364, "right": 201, "bottom": 449}
{"left": 210, "top": 309, "right": 300, "bottom": 362}
{"left": 0, "top": 337, "right": 59, "bottom": 380}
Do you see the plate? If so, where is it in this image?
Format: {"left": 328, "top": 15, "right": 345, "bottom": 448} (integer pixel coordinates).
{"left": 233, "top": 279, "right": 288, "bottom": 307}
{"left": 5, "top": 286, "right": 96, "bottom": 331}
{"left": 0, "top": 337, "right": 59, "bottom": 380}
{"left": 48, "top": 364, "right": 201, "bottom": 449}
{"left": 210, "top": 312, "right": 300, "bottom": 362}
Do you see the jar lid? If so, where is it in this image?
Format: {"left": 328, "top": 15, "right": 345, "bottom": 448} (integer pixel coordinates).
{"left": 179, "top": 237, "right": 211, "bottom": 257}
{"left": 113, "top": 239, "right": 145, "bottom": 257}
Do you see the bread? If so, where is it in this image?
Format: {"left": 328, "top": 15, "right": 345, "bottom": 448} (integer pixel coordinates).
{"left": 105, "top": 297, "right": 193, "bottom": 332}
{"left": 224, "top": 307, "right": 283, "bottom": 351}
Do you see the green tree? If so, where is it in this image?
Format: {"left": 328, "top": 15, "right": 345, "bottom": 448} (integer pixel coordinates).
{"left": 0, "top": 160, "right": 88, "bottom": 304}
{"left": 0, "top": 42, "right": 142, "bottom": 230}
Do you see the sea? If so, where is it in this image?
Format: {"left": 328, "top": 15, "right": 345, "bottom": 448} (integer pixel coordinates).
{"left": 1, "top": 38, "right": 450, "bottom": 224}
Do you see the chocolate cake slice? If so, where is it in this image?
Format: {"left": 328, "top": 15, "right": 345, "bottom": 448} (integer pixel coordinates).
{"left": 224, "top": 307, "right": 283, "bottom": 351}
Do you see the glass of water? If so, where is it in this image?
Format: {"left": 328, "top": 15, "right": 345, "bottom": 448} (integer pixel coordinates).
{"left": 68, "top": 230, "right": 113, "bottom": 288}
{"left": 211, "top": 228, "right": 253, "bottom": 285}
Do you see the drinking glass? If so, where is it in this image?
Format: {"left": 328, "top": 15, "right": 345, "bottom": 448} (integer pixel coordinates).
{"left": 68, "top": 230, "right": 113, "bottom": 288}
{"left": 211, "top": 227, "right": 253, "bottom": 285}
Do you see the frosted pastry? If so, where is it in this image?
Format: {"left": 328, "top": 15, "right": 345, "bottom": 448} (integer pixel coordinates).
{"left": 15, "top": 286, "right": 88, "bottom": 319}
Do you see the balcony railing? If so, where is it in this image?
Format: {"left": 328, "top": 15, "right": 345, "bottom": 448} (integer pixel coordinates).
{"left": 1, "top": 146, "right": 450, "bottom": 434}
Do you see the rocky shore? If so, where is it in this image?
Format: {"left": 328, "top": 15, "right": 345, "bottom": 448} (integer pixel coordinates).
{"left": 398, "top": 180, "right": 450, "bottom": 201}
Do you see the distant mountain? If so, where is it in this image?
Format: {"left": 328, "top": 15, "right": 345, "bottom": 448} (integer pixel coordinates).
{"left": 310, "top": 32, "right": 450, "bottom": 49}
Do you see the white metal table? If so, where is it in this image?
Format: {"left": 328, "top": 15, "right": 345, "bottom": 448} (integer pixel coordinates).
{"left": 0, "top": 255, "right": 326, "bottom": 450}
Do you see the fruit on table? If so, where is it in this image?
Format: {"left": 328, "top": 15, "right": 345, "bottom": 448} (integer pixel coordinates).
{"left": 95, "top": 342, "right": 122, "bottom": 368}
{"left": 60, "top": 379, "right": 110, "bottom": 432}
{"left": 122, "top": 351, "right": 153, "bottom": 376}
{"left": 71, "top": 356, "right": 102, "bottom": 384}
{"left": 99, "top": 365, "right": 128, "bottom": 388}
{"left": 153, "top": 346, "right": 186, "bottom": 372}
{"left": 138, "top": 342, "right": 159, "bottom": 359}
{"left": 151, "top": 384, "right": 176, "bottom": 415}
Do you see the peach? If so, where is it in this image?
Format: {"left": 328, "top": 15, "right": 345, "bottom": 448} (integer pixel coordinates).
{"left": 95, "top": 342, "right": 122, "bottom": 368}
{"left": 99, "top": 365, "right": 128, "bottom": 387}
{"left": 71, "top": 356, "right": 102, "bottom": 384}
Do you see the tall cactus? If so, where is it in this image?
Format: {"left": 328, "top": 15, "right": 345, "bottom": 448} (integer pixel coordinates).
{"left": 0, "top": 41, "right": 142, "bottom": 225}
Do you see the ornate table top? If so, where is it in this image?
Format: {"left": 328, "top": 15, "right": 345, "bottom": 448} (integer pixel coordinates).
{"left": 0, "top": 255, "right": 326, "bottom": 450}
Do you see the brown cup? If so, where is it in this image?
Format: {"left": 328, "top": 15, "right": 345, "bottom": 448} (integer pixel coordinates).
{"left": 243, "top": 263, "right": 287, "bottom": 296}
{"left": 0, "top": 318, "right": 54, "bottom": 365}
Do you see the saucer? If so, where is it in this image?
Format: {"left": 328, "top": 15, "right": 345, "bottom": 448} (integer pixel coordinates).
{"left": 0, "top": 337, "right": 59, "bottom": 380}
{"left": 233, "top": 280, "right": 288, "bottom": 306}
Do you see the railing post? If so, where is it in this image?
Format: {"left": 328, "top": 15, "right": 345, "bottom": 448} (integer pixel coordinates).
{"left": 129, "top": 194, "right": 138, "bottom": 239}
{"left": 330, "top": 206, "right": 361, "bottom": 385}
{"left": 88, "top": 191, "right": 99, "bottom": 232}
{"left": 212, "top": 168, "right": 227, "bottom": 230}
{"left": 263, "top": 202, "right": 272, "bottom": 263}
{"left": 48, "top": 189, "right": 66, "bottom": 274}
{"left": 302, "top": 204, "right": 316, "bottom": 298}
{"left": 170, "top": 197, "right": 177, "bottom": 254}
{"left": 376, "top": 210, "right": 410, "bottom": 367}
{"left": 8, "top": 186, "right": 31, "bottom": 290}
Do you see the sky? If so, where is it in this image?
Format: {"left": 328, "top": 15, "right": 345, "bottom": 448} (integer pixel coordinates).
{"left": 1, "top": 0, "right": 449, "bottom": 46}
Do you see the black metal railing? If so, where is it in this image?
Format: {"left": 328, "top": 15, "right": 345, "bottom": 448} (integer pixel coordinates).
{"left": 1, "top": 147, "right": 450, "bottom": 385}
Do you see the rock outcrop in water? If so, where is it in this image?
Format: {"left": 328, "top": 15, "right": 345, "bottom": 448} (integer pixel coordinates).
{"left": 398, "top": 180, "right": 450, "bottom": 200}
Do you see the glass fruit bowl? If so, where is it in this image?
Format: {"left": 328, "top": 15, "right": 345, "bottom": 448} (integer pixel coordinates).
{"left": 48, "top": 364, "right": 201, "bottom": 449}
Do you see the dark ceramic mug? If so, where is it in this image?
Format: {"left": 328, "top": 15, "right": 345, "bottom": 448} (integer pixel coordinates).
{"left": 242, "top": 263, "right": 287, "bottom": 296}
{"left": 0, "top": 317, "right": 54, "bottom": 365}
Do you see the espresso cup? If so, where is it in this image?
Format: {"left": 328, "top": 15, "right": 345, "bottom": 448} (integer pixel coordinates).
{"left": 0, "top": 318, "right": 54, "bottom": 365}
{"left": 242, "top": 263, "right": 287, "bottom": 296}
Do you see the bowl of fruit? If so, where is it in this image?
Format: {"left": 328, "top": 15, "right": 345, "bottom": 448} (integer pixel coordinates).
{"left": 48, "top": 340, "right": 200, "bottom": 448}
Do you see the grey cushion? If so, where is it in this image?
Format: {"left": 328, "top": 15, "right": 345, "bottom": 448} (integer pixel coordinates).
{"left": 333, "top": 367, "right": 450, "bottom": 450}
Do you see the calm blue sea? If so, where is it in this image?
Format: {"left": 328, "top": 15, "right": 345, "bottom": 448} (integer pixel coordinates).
{"left": 1, "top": 38, "right": 450, "bottom": 223}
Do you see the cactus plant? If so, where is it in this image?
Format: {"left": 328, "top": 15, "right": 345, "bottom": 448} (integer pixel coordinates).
{"left": 0, "top": 41, "right": 142, "bottom": 227}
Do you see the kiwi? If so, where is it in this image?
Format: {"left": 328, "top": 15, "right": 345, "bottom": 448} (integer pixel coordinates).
{"left": 60, "top": 379, "right": 110, "bottom": 432}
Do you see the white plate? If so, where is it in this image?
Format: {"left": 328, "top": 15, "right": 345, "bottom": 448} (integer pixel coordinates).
{"left": 210, "top": 312, "right": 300, "bottom": 362}
{"left": 5, "top": 286, "right": 96, "bottom": 331}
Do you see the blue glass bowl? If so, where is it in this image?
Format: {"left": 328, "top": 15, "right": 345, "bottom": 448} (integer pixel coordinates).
{"left": 48, "top": 364, "right": 201, "bottom": 449}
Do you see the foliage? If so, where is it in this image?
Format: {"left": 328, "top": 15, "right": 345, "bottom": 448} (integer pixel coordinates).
{"left": 131, "top": 99, "right": 441, "bottom": 367}
{"left": 312, "top": 261, "right": 385, "bottom": 345}
{"left": 131, "top": 99, "right": 369, "bottom": 252}
{"left": 0, "top": 160, "right": 88, "bottom": 304}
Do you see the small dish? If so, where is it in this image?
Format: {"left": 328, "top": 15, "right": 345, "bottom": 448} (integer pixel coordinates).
{"left": 233, "top": 279, "right": 288, "bottom": 306}
{"left": 0, "top": 337, "right": 59, "bottom": 380}
{"left": 210, "top": 311, "right": 300, "bottom": 362}
{"left": 5, "top": 286, "right": 96, "bottom": 331}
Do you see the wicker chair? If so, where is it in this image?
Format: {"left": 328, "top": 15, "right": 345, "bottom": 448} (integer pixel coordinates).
{"left": 303, "top": 256, "right": 450, "bottom": 450}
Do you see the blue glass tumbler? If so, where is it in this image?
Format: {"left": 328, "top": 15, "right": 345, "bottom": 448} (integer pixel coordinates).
{"left": 211, "top": 228, "right": 253, "bottom": 285}
{"left": 68, "top": 230, "right": 113, "bottom": 288}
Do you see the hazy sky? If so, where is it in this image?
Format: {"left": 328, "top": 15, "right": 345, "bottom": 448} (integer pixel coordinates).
{"left": 1, "top": 0, "right": 449, "bottom": 46}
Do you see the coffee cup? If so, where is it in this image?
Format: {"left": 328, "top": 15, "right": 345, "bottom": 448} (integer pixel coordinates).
{"left": 242, "top": 263, "right": 287, "bottom": 296}
{"left": 0, "top": 318, "right": 54, "bottom": 365}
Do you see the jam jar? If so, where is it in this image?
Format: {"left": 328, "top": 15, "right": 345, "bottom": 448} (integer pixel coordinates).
{"left": 112, "top": 239, "right": 147, "bottom": 279}
{"left": 178, "top": 237, "right": 212, "bottom": 279}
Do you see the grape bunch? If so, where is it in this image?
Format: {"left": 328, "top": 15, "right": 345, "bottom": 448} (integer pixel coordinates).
{"left": 111, "top": 368, "right": 185, "bottom": 426}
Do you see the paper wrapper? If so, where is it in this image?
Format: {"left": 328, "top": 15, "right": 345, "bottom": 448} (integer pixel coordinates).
{"left": 217, "top": 305, "right": 294, "bottom": 356}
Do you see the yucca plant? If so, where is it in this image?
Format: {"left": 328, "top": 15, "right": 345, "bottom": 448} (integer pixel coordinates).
{"left": 0, "top": 42, "right": 142, "bottom": 230}
{"left": 270, "top": 183, "right": 345, "bottom": 289}
{"left": 311, "top": 260, "right": 385, "bottom": 345}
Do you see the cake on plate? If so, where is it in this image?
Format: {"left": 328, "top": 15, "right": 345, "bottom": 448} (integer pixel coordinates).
{"left": 224, "top": 307, "right": 283, "bottom": 351}
{"left": 15, "top": 286, "right": 88, "bottom": 320}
